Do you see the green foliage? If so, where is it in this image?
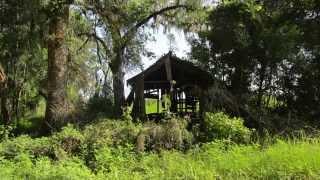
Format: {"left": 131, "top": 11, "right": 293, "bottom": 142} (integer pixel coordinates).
{"left": 0, "top": 156, "right": 96, "bottom": 180}
{"left": 86, "top": 95, "right": 114, "bottom": 118}
{"left": 121, "top": 106, "right": 133, "bottom": 122}
{"left": 94, "top": 145, "right": 137, "bottom": 174}
{"left": 0, "top": 0, "right": 48, "bottom": 124}
{"left": 52, "top": 124, "right": 85, "bottom": 155}
{"left": 0, "top": 135, "right": 53, "bottom": 160}
{"left": 0, "top": 124, "right": 84, "bottom": 161}
{"left": 0, "top": 125, "right": 13, "bottom": 142}
{"left": 81, "top": 119, "right": 142, "bottom": 169}
{"left": 137, "top": 117, "right": 193, "bottom": 152}
{"left": 83, "top": 119, "right": 142, "bottom": 148}
{"left": 198, "top": 139, "right": 320, "bottom": 179}
{"left": 191, "top": 0, "right": 320, "bottom": 129}
{"left": 161, "top": 94, "right": 171, "bottom": 113}
{"left": 204, "top": 112, "right": 253, "bottom": 143}
{"left": 2, "top": 128, "right": 320, "bottom": 179}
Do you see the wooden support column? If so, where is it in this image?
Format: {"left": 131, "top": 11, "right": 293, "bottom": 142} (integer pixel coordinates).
{"left": 132, "top": 75, "right": 145, "bottom": 120}
{"left": 157, "top": 89, "right": 160, "bottom": 113}
{"left": 164, "top": 54, "right": 178, "bottom": 112}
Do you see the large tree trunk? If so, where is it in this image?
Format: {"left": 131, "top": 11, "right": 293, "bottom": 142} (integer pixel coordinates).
{"left": 0, "top": 65, "right": 10, "bottom": 124}
{"left": 44, "top": 4, "right": 69, "bottom": 132}
{"left": 132, "top": 75, "right": 145, "bottom": 120}
{"left": 0, "top": 84, "right": 10, "bottom": 125}
{"left": 1, "top": 95, "right": 10, "bottom": 125}
{"left": 111, "top": 50, "right": 125, "bottom": 117}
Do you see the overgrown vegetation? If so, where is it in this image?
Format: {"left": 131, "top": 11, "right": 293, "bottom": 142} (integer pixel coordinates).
{"left": 204, "top": 112, "right": 252, "bottom": 143}
{"left": 1, "top": 113, "right": 320, "bottom": 179}
{"left": 1, "top": 0, "right": 320, "bottom": 179}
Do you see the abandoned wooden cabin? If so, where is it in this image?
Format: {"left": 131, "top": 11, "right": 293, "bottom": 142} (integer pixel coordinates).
{"left": 126, "top": 51, "right": 214, "bottom": 120}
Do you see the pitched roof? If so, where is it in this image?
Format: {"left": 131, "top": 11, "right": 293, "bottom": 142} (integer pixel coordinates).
{"left": 127, "top": 52, "right": 214, "bottom": 89}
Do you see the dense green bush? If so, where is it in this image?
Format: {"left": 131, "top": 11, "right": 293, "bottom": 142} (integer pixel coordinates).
{"left": 83, "top": 119, "right": 142, "bottom": 147}
{"left": 51, "top": 124, "right": 85, "bottom": 159}
{"left": 0, "top": 124, "right": 85, "bottom": 161}
{"left": 0, "top": 125, "right": 13, "bottom": 141}
{"left": 0, "top": 135, "right": 53, "bottom": 160}
{"left": 204, "top": 112, "right": 253, "bottom": 143}
{"left": 81, "top": 119, "right": 142, "bottom": 170}
{"left": 136, "top": 117, "right": 193, "bottom": 152}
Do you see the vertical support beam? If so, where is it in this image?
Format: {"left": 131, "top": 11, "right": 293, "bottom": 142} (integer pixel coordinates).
{"left": 199, "top": 89, "right": 206, "bottom": 118}
{"left": 157, "top": 89, "right": 160, "bottom": 113}
{"left": 171, "top": 90, "right": 177, "bottom": 112}
{"left": 164, "top": 57, "right": 173, "bottom": 82}
{"left": 132, "top": 75, "right": 145, "bottom": 120}
{"left": 185, "top": 92, "right": 188, "bottom": 113}
{"left": 164, "top": 54, "right": 178, "bottom": 113}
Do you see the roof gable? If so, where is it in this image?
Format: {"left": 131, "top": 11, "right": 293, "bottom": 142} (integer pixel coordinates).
{"left": 127, "top": 52, "right": 214, "bottom": 89}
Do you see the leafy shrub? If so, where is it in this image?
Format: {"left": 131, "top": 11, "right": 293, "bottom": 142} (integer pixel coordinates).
{"left": 1, "top": 119, "right": 320, "bottom": 179}
{"left": 83, "top": 119, "right": 141, "bottom": 148}
{"left": 137, "top": 117, "right": 193, "bottom": 152}
{"left": 94, "top": 145, "right": 137, "bottom": 173}
{"left": 0, "top": 125, "right": 13, "bottom": 142}
{"left": 204, "top": 112, "right": 252, "bottom": 143}
{"left": 52, "top": 124, "right": 84, "bottom": 155}
{"left": 81, "top": 119, "right": 142, "bottom": 169}
{"left": 0, "top": 125, "right": 84, "bottom": 161}
{"left": 0, "top": 156, "right": 96, "bottom": 179}
{"left": 121, "top": 106, "right": 133, "bottom": 122}
{"left": 0, "top": 135, "right": 54, "bottom": 160}
{"left": 15, "top": 116, "right": 43, "bottom": 135}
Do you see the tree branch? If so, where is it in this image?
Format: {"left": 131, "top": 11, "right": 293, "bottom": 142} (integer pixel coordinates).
{"left": 78, "top": 32, "right": 111, "bottom": 56}
{"left": 122, "top": 4, "right": 191, "bottom": 49}
{"left": 76, "top": 37, "right": 90, "bottom": 53}
{"left": 134, "top": 5, "right": 190, "bottom": 31}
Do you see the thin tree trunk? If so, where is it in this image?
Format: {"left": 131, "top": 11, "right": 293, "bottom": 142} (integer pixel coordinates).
{"left": 257, "top": 63, "right": 267, "bottom": 108}
{"left": 111, "top": 50, "right": 125, "bottom": 117}
{"left": 44, "top": 4, "right": 69, "bottom": 132}
{"left": 0, "top": 85, "right": 10, "bottom": 125}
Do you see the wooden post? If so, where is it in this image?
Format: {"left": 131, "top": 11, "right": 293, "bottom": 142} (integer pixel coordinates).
{"left": 132, "top": 75, "right": 145, "bottom": 120}
{"left": 157, "top": 89, "right": 160, "bottom": 113}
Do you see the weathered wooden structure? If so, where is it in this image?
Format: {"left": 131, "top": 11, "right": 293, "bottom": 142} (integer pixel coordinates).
{"left": 127, "top": 52, "right": 214, "bottom": 120}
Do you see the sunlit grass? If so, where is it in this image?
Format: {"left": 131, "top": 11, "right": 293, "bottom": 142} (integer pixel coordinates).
{"left": 145, "top": 98, "right": 163, "bottom": 114}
